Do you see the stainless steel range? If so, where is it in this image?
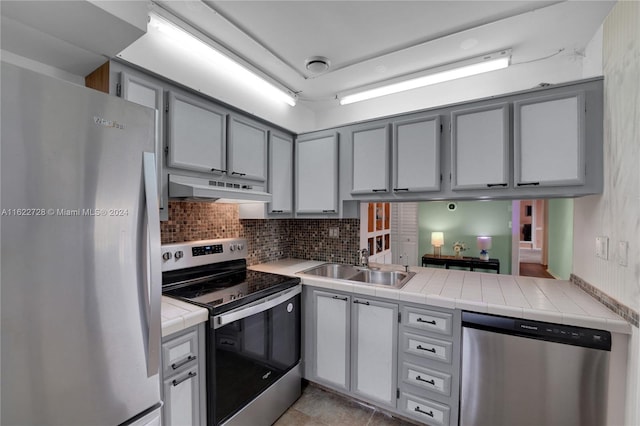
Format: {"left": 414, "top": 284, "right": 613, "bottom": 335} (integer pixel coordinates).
{"left": 161, "top": 238, "right": 301, "bottom": 426}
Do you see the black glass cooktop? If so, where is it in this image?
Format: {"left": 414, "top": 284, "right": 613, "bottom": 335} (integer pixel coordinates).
{"left": 162, "top": 259, "right": 300, "bottom": 315}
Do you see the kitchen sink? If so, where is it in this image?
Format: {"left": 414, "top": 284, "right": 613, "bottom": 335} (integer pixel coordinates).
{"left": 300, "top": 263, "right": 415, "bottom": 289}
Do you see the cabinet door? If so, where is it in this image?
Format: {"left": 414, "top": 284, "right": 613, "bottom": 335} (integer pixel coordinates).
{"left": 167, "top": 91, "right": 227, "bottom": 175}
{"left": 351, "top": 123, "right": 390, "bottom": 194}
{"left": 120, "top": 72, "right": 166, "bottom": 218}
{"left": 514, "top": 92, "right": 585, "bottom": 187}
{"left": 393, "top": 116, "right": 440, "bottom": 193}
{"left": 451, "top": 103, "right": 509, "bottom": 190}
{"left": 296, "top": 133, "right": 339, "bottom": 214}
{"left": 351, "top": 297, "right": 398, "bottom": 408}
{"left": 313, "top": 291, "right": 350, "bottom": 391}
{"left": 163, "top": 365, "right": 200, "bottom": 426}
{"left": 268, "top": 131, "right": 293, "bottom": 214}
{"left": 227, "top": 115, "right": 267, "bottom": 181}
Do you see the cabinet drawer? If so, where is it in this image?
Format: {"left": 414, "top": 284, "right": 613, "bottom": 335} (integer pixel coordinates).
{"left": 404, "top": 306, "right": 453, "bottom": 336}
{"left": 162, "top": 329, "right": 198, "bottom": 377}
{"left": 401, "top": 362, "right": 452, "bottom": 397}
{"left": 402, "top": 332, "right": 452, "bottom": 364}
{"left": 400, "top": 392, "right": 450, "bottom": 426}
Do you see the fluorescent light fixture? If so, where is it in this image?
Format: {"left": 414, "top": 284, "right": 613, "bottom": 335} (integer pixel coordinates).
{"left": 339, "top": 50, "right": 511, "bottom": 105}
{"left": 148, "top": 12, "right": 296, "bottom": 107}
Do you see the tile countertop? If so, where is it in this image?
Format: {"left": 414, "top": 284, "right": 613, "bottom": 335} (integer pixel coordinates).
{"left": 161, "top": 296, "right": 209, "bottom": 337}
{"left": 250, "top": 259, "right": 632, "bottom": 335}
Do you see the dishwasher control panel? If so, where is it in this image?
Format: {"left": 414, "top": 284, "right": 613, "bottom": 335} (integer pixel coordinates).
{"left": 462, "top": 311, "right": 611, "bottom": 351}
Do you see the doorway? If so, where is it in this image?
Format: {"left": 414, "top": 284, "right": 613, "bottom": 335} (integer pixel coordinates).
{"left": 512, "top": 199, "right": 553, "bottom": 278}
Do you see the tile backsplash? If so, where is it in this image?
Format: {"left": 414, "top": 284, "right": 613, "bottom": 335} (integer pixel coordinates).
{"left": 160, "top": 201, "right": 360, "bottom": 266}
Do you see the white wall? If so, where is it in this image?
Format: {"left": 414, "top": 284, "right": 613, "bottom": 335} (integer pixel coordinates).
{"left": 0, "top": 50, "right": 84, "bottom": 86}
{"left": 575, "top": 3, "right": 640, "bottom": 425}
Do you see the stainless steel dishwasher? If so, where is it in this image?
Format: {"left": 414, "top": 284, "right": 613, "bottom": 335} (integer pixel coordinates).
{"left": 461, "top": 312, "right": 611, "bottom": 426}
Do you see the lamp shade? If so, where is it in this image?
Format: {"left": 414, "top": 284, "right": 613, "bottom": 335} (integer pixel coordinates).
{"left": 477, "top": 236, "right": 492, "bottom": 250}
{"left": 431, "top": 232, "right": 444, "bottom": 247}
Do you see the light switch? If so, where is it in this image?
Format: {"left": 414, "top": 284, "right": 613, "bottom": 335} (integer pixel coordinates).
{"left": 595, "top": 236, "right": 609, "bottom": 260}
{"left": 618, "top": 241, "right": 628, "bottom": 266}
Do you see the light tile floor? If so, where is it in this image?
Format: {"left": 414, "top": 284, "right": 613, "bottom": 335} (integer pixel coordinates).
{"left": 273, "top": 383, "right": 418, "bottom": 426}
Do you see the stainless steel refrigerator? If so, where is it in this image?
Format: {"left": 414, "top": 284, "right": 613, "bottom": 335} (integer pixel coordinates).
{"left": 1, "top": 62, "right": 163, "bottom": 425}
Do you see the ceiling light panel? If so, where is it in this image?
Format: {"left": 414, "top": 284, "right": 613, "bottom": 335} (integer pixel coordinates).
{"left": 338, "top": 50, "right": 511, "bottom": 105}
{"left": 148, "top": 12, "right": 297, "bottom": 107}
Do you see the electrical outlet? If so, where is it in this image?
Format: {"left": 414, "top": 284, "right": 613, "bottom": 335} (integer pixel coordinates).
{"left": 618, "top": 241, "right": 628, "bottom": 266}
{"left": 329, "top": 227, "right": 339, "bottom": 238}
{"left": 595, "top": 236, "right": 609, "bottom": 259}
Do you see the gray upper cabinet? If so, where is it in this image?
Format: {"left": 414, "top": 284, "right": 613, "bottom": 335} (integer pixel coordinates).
{"left": 296, "top": 132, "right": 339, "bottom": 215}
{"left": 227, "top": 115, "right": 268, "bottom": 182}
{"left": 393, "top": 115, "right": 441, "bottom": 193}
{"left": 268, "top": 131, "right": 293, "bottom": 214}
{"left": 514, "top": 92, "right": 586, "bottom": 187}
{"left": 166, "top": 91, "right": 227, "bottom": 175}
{"left": 351, "top": 123, "right": 390, "bottom": 194}
{"left": 119, "top": 71, "right": 167, "bottom": 220}
{"left": 451, "top": 103, "right": 509, "bottom": 190}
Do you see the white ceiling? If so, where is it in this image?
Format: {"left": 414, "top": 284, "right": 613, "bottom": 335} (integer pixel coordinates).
{"left": 155, "top": 0, "right": 615, "bottom": 104}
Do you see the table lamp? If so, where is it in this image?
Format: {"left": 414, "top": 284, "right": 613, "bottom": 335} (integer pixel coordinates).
{"left": 477, "top": 236, "right": 492, "bottom": 261}
{"left": 431, "top": 232, "right": 444, "bottom": 257}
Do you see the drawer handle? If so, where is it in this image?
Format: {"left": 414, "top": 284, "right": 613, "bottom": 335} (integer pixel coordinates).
{"left": 172, "top": 371, "right": 196, "bottom": 387}
{"left": 210, "top": 167, "right": 228, "bottom": 174}
{"left": 332, "top": 295, "right": 348, "bottom": 301}
{"left": 517, "top": 182, "right": 540, "bottom": 187}
{"left": 322, "top": 210, "right": 336, "bottom": 213}
{"left": 417, "top": 318, "right": 437, "bottom": 325}
{"left": 372, "top": 188, "right": 387, "bottom": 192}
{"left": 415, "top": 375, "right": 436, "bottom": 386}
{"left": 271, "top": 210, "right": 284, "bottom": 213}
{"left": 353, "top": 300, "right": 370, "bottom": 305}
{"left": 393, "top": 188, "right": 409, "bottom": 192}
{"left": 171, "top": 355, "right": 197, "bottom": 370}
{"left": 415, "top": 406, "right": 434, "bottom": 417}
{"left": 486, "top": 183, "right": 508, "bottom": 187}
{"left": 231, "top": 171, "right": 246, "bottom": 177}
{"left": 416, "top": 345, "right": 436, "bottom": 353}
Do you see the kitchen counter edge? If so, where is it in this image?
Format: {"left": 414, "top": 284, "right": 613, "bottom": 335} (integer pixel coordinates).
{"left": 249, "top": 259, "right": 632, "bottom": 335}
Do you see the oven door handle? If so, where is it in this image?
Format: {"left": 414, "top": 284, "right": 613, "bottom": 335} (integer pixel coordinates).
{"left": 214, "top": 285, "right": 301, "bottom": 329}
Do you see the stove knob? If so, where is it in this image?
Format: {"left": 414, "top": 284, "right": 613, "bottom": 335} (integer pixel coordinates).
{"left": 237, "top": 292, "right": 243, "bottom": 298}
{"left": 229, "top": 244, "right": 236, "bottom": 252}
{"left": 237, "top": 243, "right": 244, "bottom": 251}
{"left": 162, "top": 252, "right": 172, "bottom": 261}
{"left": 230, "top": 294, "right": 236, "bottom": 300}
{"left": 174, "top": 250, "right": 184, "bottom": 259}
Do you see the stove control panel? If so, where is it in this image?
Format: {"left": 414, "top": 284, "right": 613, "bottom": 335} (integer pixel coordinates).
{"left": 161, "top": 238, "right": 248, "bottom": 272}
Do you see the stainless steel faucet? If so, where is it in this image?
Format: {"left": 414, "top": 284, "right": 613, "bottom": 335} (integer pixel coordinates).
{"left": 400, "top": 252, "right": 409, "bottom": 272}
{"left": 359, "top": 248, "right": 369, "bottom": 268}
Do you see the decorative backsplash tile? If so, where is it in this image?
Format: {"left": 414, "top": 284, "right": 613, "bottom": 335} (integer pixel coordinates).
{"left": 571, "top": 274, "right": 639, "bottom": 327}
{"left": 160, "top": 201, "right": 361, "bottom": 266}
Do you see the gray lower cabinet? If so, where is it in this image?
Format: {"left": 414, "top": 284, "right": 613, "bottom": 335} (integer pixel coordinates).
{"left": 306, "top": 288, "right": 399, "bottom": 409}
{"left": 161, "top": 324, "right": 206, "bottom": 426}
{"left": 304, "top": 287, "right": 461, "bottom": 424}
{"left": 398, "top": 305, "right": 461, "bottom": 426}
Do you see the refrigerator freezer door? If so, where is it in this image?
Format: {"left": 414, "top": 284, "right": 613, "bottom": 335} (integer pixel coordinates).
{"left": 1, "top": 62, "right": 161, "bottom": 425}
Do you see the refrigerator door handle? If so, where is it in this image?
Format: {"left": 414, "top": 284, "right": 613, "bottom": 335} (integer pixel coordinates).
{"left": 143, "top": 152, "right": 162, "bottom": 377}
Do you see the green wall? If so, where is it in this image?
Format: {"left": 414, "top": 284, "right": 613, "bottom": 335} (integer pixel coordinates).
{"left": 547, "top": 198, "right": 574, "bottom": 279}
{"left": 418, "top": 201, "right": 513, "bottom": 274}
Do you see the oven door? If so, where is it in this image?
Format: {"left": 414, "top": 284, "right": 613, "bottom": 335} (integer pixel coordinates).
{"left": 211, "top": 285, "right": 301, "bottom": 425}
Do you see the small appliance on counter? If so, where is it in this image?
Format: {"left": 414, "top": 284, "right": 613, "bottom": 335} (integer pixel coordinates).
{"left": 161, "top": 238, "right": 301, "bottom": 426}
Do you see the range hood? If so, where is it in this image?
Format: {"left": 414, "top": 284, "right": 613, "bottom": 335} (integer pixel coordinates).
{"left": 169, "top": 174, "right": 272, "bottom": 204}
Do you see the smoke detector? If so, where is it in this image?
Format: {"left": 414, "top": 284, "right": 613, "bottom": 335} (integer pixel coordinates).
{"left": 305, "top": 56, "right": 330, "bottom": 75}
